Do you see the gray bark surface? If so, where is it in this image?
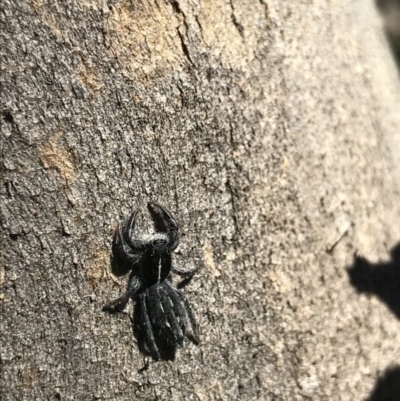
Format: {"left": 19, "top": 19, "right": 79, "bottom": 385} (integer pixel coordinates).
{"left": 1, "top": 1, "right": 400, "bottom": 400}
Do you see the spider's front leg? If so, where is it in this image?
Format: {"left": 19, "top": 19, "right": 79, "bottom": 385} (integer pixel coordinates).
{"left": 112, "top": 209, "right": 146, "bottom": 276}
{"left": 114, "top": 209, "right": 147, "bottom": 259}
{"left": 123, "top": 209, "right": 148, "bottom": 252}
{"left": 103, "top": 274, "right": 141, "bottom": 313}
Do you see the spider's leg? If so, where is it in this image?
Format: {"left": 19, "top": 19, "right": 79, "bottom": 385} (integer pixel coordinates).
{"left": 172, "top": 264, "right": 200, "bottom": 277}
{"left": 172, "top": 263, "right": 200, "bottom": 289}
{"left": 177, "top": 275, "right": 194, "bottom": 290}
{"left": 113, "top": 224, "right": 141, "bottom": 264}
{"left": 147, "top": 202, "right": 179, "bottom": 251}
{"left": 177, "top": 290, "right": 199, "bottom": 345}
{"left": 165, "top": 281, "right": 199, "bottom": 345}
{"left": 158, "top": 285, "right": 184, "bottom": 346}
{"left": 103, "top": 274, "right": 141, "bottom": 313}
{"left": 171, "top": 265, "right": 200, "bottom": 289}
{"left": 141, "top": 290, "right": 161, "bottom": 360}
{"left": 123, "top": 209, "right": 146, "bottom": 252}
{"left": 111, "top": 224, "right": 140, "bottom": 276}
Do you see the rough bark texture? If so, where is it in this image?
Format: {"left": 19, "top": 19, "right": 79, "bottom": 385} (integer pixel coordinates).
{"left": 1, "top": 1, "right": 400, "bottom": 400}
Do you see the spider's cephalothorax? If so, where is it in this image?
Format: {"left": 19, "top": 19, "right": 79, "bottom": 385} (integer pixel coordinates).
{"left": 103, "top": 202, "right": 199, "bottom": 361}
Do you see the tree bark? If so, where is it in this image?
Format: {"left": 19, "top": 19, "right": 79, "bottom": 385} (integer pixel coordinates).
{"left": 1, "top": 1, "right": 400, "bottom": 400}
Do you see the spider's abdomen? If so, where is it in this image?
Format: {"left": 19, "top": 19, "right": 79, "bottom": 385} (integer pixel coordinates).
{"left": 133, "top": 281, "right": 195, "bottom": 360}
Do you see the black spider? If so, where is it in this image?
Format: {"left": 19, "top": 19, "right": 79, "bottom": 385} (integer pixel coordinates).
{"left": 103, "top": 201, "right": 199, "bottom": 361}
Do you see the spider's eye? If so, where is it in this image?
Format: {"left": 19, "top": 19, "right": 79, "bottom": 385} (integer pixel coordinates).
{"left": 151, "top": 239, "right": 168, "bottom": 256}
{"left": 153, "top": 239, "right": 166, "bottom": 246}
{"left": 152, "top": 239, "right": 168, "bottom": 252}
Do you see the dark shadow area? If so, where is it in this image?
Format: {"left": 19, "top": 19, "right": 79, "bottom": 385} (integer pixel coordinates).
{"left": 365, "top": 365, "right": 400, "bottom": 401}
{"left": 348, "top": 242, "right": 400, "bottom": 319}
{"left": 376, "top": 0, "right": 400, "bottom": 74}
{"left": 385, "top": 30, "right": 400, "bottom": 67}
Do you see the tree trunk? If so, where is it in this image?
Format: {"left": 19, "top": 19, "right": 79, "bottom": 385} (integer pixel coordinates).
{"left": 1, "top": 1, "right": 400, "bottom": 400}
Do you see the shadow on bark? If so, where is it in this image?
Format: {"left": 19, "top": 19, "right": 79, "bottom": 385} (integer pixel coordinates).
{"left": 347, "top": 242, "right": 400, "bottom": 320}
{"left": 376, "top": 0, "right": 400, "bottom": 74}
{"left": 364, "top": 365, "right": 400, "bottom": 401}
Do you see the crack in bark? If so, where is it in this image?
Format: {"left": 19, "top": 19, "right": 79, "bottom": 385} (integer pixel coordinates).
{"left": 177, "top": 29, "right": 195, "bottom": 66}
{"left": 169, "top": 0, "right": 196, "bottom": 66}
{"left": 229, "top": 0, "right": 244, "bottom": 37}
{"left": 225, "top": 178, "right": 239, "bottom": 241}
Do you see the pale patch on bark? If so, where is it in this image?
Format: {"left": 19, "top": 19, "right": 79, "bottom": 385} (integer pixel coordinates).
{"left": 78, "top": 0, "right": 101, "bottom": 9}
{"left": 106, "top": 0, "right": 184, "bottom": 78}
{"left": 27, "top": 0, "right": 63, "bottom": 37}
{"left": 85, "top": 247, "right": 113, "bottom": 290}
{"left": 267, "top": 270, "right": 293, "bottom": 294}
{"left": 198, "top": 0, "right": 269, "bottom": 69}
{"left": 77, "top": 61, "right": 104, "bottom": 94}
{"left": 202, "top": 242, "right": 220, "bottom": 277}
{"left": 39, "top": 132, "right": 76, "bottom": 185}
{"left": 20, "top": 366, "right": 40, "bottom": 391}
{"left": 0, "top": 264, "right": 5, "bottom": 300}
